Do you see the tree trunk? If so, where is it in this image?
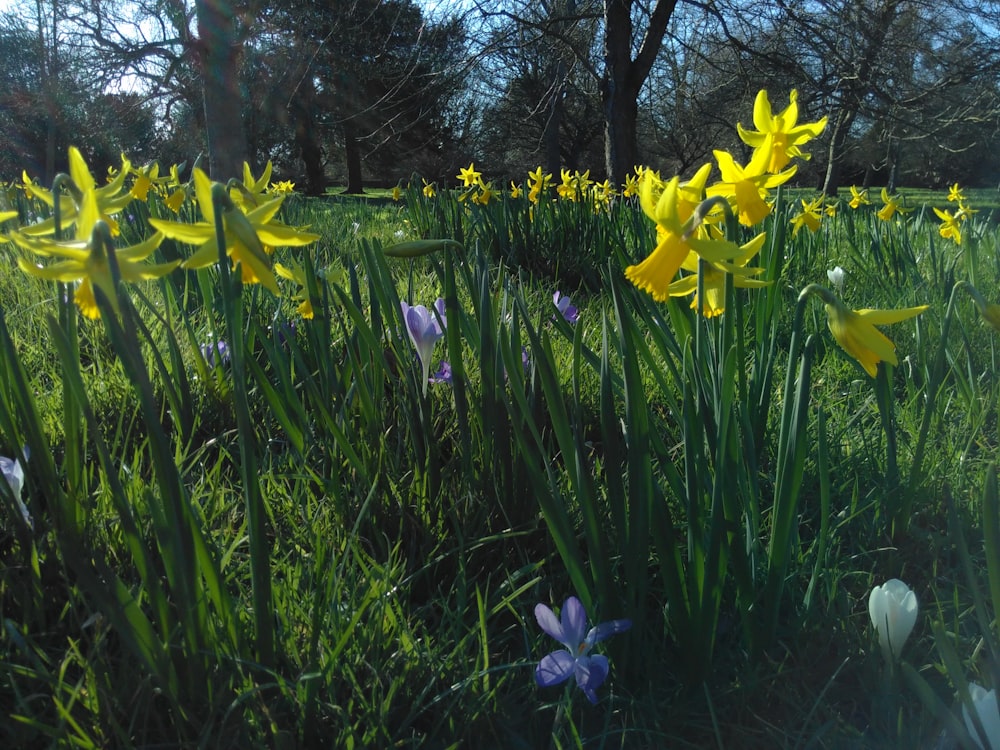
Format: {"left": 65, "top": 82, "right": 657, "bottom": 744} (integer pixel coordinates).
{"left": 195, "top": 0, "right": 247, "bottom": 180}
{"left": 343, "top": 119, "right": 364, "bottom": 194}
{"left": 292, "top": 76, "right": 325, "bottom": 196}
{"left": 602, "top": 0, "right": 678, "bottom": 185}
{"left": 543, "top": 60, "right": 565, "bottom": 177}
{"left": 821, "top": 107, "right": 856, "bottom": 196}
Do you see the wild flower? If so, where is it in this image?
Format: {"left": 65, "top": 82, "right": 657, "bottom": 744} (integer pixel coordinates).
{"left": 535, "top": 596, "right": 631, "bottom": 705}
{"left": 868, "top": 578, "right": 918, "bottom": 661}
{"left": 827, "top": 266, "right": 846, "bottom": 294}
{"left": 201, "top": 340, "right": 230, "bottom": 368}
{"left": 401, "top": 298, "right": 447, "bottom": 396}
{"left": 1, "top": 447, "right": 30, "bottom": 528}
{"left": 553, "top": 291, "right": 579, "bottom": 323}
{"left": 963, "top": 683, "right": 1000, "bottom": 750}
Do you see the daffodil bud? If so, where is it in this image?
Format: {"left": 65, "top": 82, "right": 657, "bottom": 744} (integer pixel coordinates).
{"left": 868, "top": 578, "right": 917, "bottom": 661}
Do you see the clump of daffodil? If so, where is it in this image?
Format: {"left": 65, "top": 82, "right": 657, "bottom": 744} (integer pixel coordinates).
{"left": 876, "top": 188, "right": 912, "bottom": 222}
{"left": 148, "top": 168, "right": 319, "bottom": 293}
{"left": 622, "top": 166, "right": 646, "bottom": 198}
{"left": 801, "top": 284, "right": 928, "bottom": 377}
{"left": 625, "top": 165, "right": 745, "bottom": 301}
{"left": 274, "top": 261, "right": 316, "bottom": 319}
{"left": 736, "top": 89, "right": 828, "bottom": 172}
{"left": 556, "top": 169, "right": 593, "bottom": 202}
{"left": 20, "top": 147, "right": 133, "bottom": 237}
{"left": 527, "top": 167, "right": 553, "bottom": 204}
{"left": 664, "top": 232, "right": 770, "bottom": 317}
{"left": 790, "top": 195, "right": 824, "bottom": 236}
{"left": 268, "top": 179, "right": 296, "bottom": 195}
{"left": 591, "top": 179, "right": 615, "bottom": 212}
{"left": 12, "top": 188, "right": 177, "bottom": 319}
{"left": 848, "top": 185, "right": 870, "bottom": 209}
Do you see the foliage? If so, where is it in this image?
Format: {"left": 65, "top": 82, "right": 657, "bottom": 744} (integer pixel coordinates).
{"left": 1, "top": 139, "right": 1000, "bottom": 749}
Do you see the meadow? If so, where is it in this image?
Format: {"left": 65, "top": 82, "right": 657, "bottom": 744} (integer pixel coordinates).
{"left": 3, "top": 106, "right": 1000, "bottom": 748}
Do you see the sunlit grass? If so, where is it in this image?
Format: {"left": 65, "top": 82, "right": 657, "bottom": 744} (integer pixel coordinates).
{"left": 1, "top": 171, "right": 999, "bottom": 748}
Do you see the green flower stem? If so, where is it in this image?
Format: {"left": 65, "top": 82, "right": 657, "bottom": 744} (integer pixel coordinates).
{"left": 907, "top": 281, "right": 963, "bottom": 493}
{"left": 211, "top": 183, "right": 275, "bottom": 667}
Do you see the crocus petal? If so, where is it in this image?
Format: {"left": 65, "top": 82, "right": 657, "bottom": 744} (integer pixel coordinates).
{"left": 534, "top": 602, "right": 566, "bottom": 644}
{"left": 574, "top": 654, "right": 609, "bottom": 704}
{"left": 963, "top": 683, "right": 1000, "bottom": 750}
{"left": 559, "top": 597, "right": 590, "bottom": 650}
{"left": 536, "top": 650, "right": 576, "bottom": 687}
{"left": 587, "top": 618, "right": 633, "bottom": 645}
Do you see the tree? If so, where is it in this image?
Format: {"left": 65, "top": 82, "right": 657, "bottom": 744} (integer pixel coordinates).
{"left": 259, "top": 0, "right": 467, "bottom": 194}
{"left": 194, "top": 0, "right": 246, "bottom": 178}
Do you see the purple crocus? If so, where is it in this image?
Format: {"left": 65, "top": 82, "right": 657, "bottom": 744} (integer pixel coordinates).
{"left": 553, "top": 291, "right": 579, "bottom": 323}
{"left": 401, "top": 298, "right": 447, "bottom": 395}
{"left": 429, "top": 360, "right": 453, "bottom": 385}
{"left": 200, "top": 340, "right": 230, "bottom": 368}
{"left": 534, "top": 596, "right": 631, "bottom": 704}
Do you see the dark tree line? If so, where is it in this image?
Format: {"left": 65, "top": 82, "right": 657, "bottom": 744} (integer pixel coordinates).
{"left": 2, "top": 0, "right": 998, "bottom": 190}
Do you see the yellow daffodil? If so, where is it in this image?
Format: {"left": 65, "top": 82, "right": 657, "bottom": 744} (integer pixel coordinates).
{"left": 130, "top": 161, "right": 170, "bottom": 202}
{"left": 947, "top": 183, "right": 965, "bottom": 203}
{"left": 665, "top": 232, "right": 770, "bottom": 317}
{"left": 876, "top": 188, "right": 912, "bottom": 221}
{"left": 736, "top": 89, "right": 828, "bottom": 172}
{"left": 933, "top": 207, "right": 962, "bottom": 245}
{"left": 456, "top": 163, "right": 482, "bottom": 188}
{"left": 707, "top": 147, "right": 796, "bottom": 226}
{"left": 809, "top": 286, "right": 928, "bottom": 377}
{"left": 12, "top": 189, "right": 177, "bottom": 318}
{"left": 21, "top": 147, "right": 132, "bottom": 237}
{"left": 848, "top": 185, "right": 870, "bottom": 209}
{"left": 622, "top": 169, "right": 641, "bottom": 198}
{"left": 527, "top": 167, "right": 553, "bottom": 204}
{"left": 230, "top": 161, "right": 273, "bottom": 209}
{"left": 509, "top": 182, "right": 523, "bottom": 199}
{"left": 625, "top": 167, "right": 745, "bottom": 301}
{"left": 790, "top": 195, "right": 824, "bottom": 236}
{"left": 422, "top": 179, "right": 436, "bottom": 198}
{"left": 956, "top": 202, "right": 977, "bottom": 222}
{"left": 274, "top": 261, "right": 315, "bottom": 319}
{"left": 392, "top": 185, "right": 402, "bottom": 201}
{"left": 268, "top": 180, "right": 296, "bottom": 195}
{"left": 556, "top": 169, "right": 592, "bottom": 201}
{"left": 472, "top": 182, "right": 496, "bottom": 205}
{"left": 148, "top": 168, "right": 319, "bottom": 293}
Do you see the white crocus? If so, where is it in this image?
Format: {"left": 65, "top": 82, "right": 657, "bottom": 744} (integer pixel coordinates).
{"left": 827, "top": 265, "right": 846, "bottom": 293}
{"left": 868, "top": 578, "right": 917, "bottom": 661}
{"left": 963, "top": 683, "right": 1000, "bottom": 750}
{"left": 1, "top": 447, "right": 31, "bottom": 528}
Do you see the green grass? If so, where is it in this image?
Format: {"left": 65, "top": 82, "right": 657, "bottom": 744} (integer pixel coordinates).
{"left": 1, "top": 175, "right": 999, "bottom": 748}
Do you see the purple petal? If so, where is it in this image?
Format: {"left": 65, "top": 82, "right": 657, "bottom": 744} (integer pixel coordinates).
{"left": 536, "top": 650, "right": 575, "bottom": 687}
{"left": 535, "top": 602, "right": 566, "bottom": 643}
{"left": 575, "top": 654, "right": 609, "bottom": 704}
{"left": 434, "top": 297, "right": 447, "bottom": 326}
{"left": 587, "top": 618, "right": 632, "bottom": 645}
{"left": 560, "top": 597, "right": 589, "bottom": 649}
